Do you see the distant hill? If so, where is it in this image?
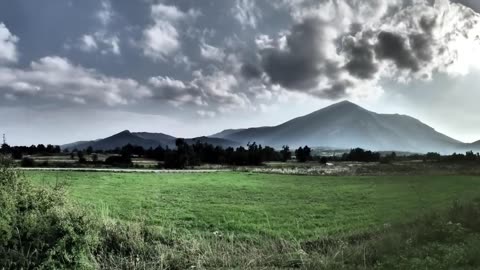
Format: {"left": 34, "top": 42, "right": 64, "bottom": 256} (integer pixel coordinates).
{"left": 461, "top": 140, "right": 480, "bottom": 152}
{"left": 213, "top": 101, "right": 464, "bottom": 153}
{"left": 62, "top": 130, "right": 239, "bottom": 151}
{"left": 64, "top": 101, "right": 479, "bottom": 153}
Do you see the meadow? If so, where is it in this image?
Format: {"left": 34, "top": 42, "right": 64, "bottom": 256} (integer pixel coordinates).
{"left": 1, "top": 169, "right": 479, "bottom": 269}
{"left": 27, "top": 171, "right": 480, "bottom": 239}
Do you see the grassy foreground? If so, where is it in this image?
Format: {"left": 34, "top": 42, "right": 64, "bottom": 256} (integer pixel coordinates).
{"left": 3, "top": 169, "right": 480, "bottom": 269}
{"left": 28, "top": 171, "right": 480, "bottom": 238}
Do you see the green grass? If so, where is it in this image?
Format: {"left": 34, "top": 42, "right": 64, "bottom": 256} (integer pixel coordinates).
{"left": 27, "top": 171, "right": 480, "bottom": 239}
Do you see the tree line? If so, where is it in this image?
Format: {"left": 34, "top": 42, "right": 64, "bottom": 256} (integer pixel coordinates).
{"left": 0, "top": 143, "right": 62, "bottom": 159}
{"left": 6, "top": 138, "right": 480, "bottom": 169}
{"left": 122, "top": 139, "right": 313, "bottom": 169}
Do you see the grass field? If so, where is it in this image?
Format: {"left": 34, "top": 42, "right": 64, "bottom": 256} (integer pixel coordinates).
{"left": 27, "top": 171, "right": 480, "bottom": 239}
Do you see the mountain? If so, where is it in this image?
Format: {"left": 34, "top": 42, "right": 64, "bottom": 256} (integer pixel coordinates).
{"left": 62, "top": 130, "right": 239, "bottom": 151}
{"left": 63, "top": 130, "right": 162, "bottom": 151}
{"left": 134, "top": 132, "right": 176, "bottom": 147}
{"left": 214, "top": 101, "right": 463, "bottom": 153}
{"left": 64, "top": 101, "right": 476, "bottom": 153}
{"left": 463, "top": 140, "right": 480, "bottom": 151}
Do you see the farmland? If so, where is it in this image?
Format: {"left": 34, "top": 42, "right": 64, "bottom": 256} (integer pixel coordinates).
{"left": 28, "top": 171, "right": 480, "bottom": 238}
{"left": 0, "top": 168, "right": 476, "bottom": 269}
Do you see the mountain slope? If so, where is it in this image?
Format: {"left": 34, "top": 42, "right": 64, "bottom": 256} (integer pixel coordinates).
{"left": 134, "top": 132, "right": 176, "bottom": 147}
{"left": 63, "top": 130, "right": 163, "bottom": 151}
{"left": 217, "top": 101, "right": 462, "bottom": 153}
{"left": 63, "top": 131, "right": 239, "bottom": 151}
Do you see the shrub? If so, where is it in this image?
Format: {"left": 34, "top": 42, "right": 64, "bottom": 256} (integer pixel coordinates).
{"left": 0, "top": 156, "right": 100, "bottom": 269}
{"left": 105, "top": 155, "right": 132, "bottom": 167}
{"left": 20, "top": 157, "right": 35, "bottom": 167}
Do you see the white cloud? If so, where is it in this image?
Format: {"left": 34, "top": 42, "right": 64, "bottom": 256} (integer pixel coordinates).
{"left": 197, "top": 110, "right": 216, "bottom": 118}
{"left": 143, "top": 21, "right": 180, "bottom": 60}
{"left": 232, "top": 0, "right": 261, "bottom": 29}
{"left": 200, "top": 42, "right": 226, "bottom": 62}
{"left": 149, "top": 70, "right": 251, "bottom": 111}
{"left": 77, "top": 32, "right": 120, "bottom": 55}
{"left": 80, "top": 35, "right": 98, "bottom": 52}
{"left": 0, "top": 56, "right": 151, "bottom": 106}
{"left": 97, "top": 0, "right": 113, "bottom": 26}
{"left": 73, "top": 0, "right": 120, "bottom": 56}
{"left": 0, "top": 23, "right": 18, "bottom": 63}
{"left": 142, "top": 3, "right": 200, "bottom": 61}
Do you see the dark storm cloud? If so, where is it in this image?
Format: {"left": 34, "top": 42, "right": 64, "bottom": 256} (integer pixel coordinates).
{"left": 259, "top": 18, "right": 328, "bottom": 90}
{"left": 240, "top": 63, "right": 262, "bottom": 79}
{"left": 374, "top": 31, "right": 420, "bottom": 71}
{"left": 409, "top": 33, "right": 434, "bottom": 62}
{"left": 343, "top": 37, "right": 378, "bottom": 79}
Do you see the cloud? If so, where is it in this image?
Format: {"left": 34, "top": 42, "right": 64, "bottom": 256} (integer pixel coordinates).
{"left": 232, "top": 0, "right": 261, "bottom": 29}
{"left": 242, "top": 0, "right": 480, "bottom": 100}
{"left": 375, "top": 31, "right": 420, "bottom": 71}
{"left": 241, "top": 63, "right": 263, "bottom": 79}
{"left": 343, "top": 34, "right": 378, "bottom": 79}
{"left": 148, "top": 75, "right": 204, "bottom": 107}
{"left": 256, "top": 18, "right": 348, "bottom": 97}
{"left": 0, "top": 56, "right": 151, "bottom": 106}
{"left": 0, "top": 23, "right": 18, "bottom": 63}
{"left": 454, "top": 0, "right": 480, "bottom": 12}
{"left": 75, "top": 32, "right": 120, "bottom": 55}
{"left": 97, "top": 0, "right": 113, "bottom": 26}
{"left": 200, "top": 42, "right": 226, "bottom": 62}
{"left": 149, "top": 70, "right": 250, "bottom": 111}
{"left": 197, "top": 110, "right": 216, "bottom": 118}
{"left": 142, "top": 3, "right": 200, "bottom": 61}
{"left": 80, "top": 35, "right": 98, "bottom": 52}
{"left": 73, "top": 1, "right": 120, "bottom": 55}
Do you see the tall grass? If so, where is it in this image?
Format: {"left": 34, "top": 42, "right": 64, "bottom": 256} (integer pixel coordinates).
{"left": 2, "top": 157, "right": 480, "bottom": 269}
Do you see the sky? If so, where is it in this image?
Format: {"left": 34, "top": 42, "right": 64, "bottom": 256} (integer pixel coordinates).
{"left": 2, "top": 0, "right": 480, "bottom": 145}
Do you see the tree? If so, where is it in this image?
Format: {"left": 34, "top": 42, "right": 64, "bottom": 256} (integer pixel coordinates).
{"left": 320, "top": 156, "right": 328, "bottom": 164}
{"left": 295, "top": 146, "right": 312, "bottom": 163}
{"left": 105, "top": 155, "right": 132, "bottom": 167}
{"left": 21, "top": 157, "right": 35, "bottom": 167}
{"left": 280, "top": 145, "right": 292, "bottom": 162}
{"left": 1, "top": 143, "right": 10, "bottom": 154}
{"left": 86, "top": 146, "right": 94, "bottom": 155}
{"left": 77, "top": 151, "right": 87, "bottom": 163}
{"left": 342, "top": 148, "right": 380, "bottom": 162}
{"left": 12, "top": 149, "right": 23, "bottom": 160}
{"left": 92, "top": 154, "right": 99, "bottom": 163}
{"left": 37, "top": 144, "right": 46, "bottom": 153}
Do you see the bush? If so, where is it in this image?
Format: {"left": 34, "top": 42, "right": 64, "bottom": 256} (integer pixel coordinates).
{"left": 0, "top": 156, "right": 100, "bottom": 269}
{"left": 105, "top": 155, "right": 132, "bottom": 167}
{"left": 20, "top": 157, "right": 35, "bottom": 167}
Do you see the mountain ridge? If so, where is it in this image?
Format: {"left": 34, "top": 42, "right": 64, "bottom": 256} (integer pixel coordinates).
{"left": 213, "top": 100, "right": 464, "bottom": 153}
{"left": 64, "top": 101, "right": 475, "bottom": 153}
{"left": 63, "top": 130, "right": 238, "bottom": 151}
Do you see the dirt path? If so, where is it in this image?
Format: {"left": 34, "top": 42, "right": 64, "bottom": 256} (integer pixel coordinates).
{"left": 19, "top": 168, "right": 232, "bottom": 173}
